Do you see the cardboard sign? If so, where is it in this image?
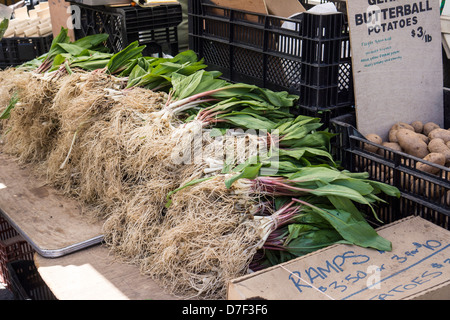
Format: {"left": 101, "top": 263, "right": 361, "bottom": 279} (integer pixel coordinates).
{"left": 48, "top": 0, "right": 75, "bottom": 41}
{"left": 227, "top": 216, "right": 450, "bottom": 300}
{"left": 209, "top": 0, "right": 268, "bottom": 14}
{"left": 264, "top": 0, "right": 305, "bottom": 18}
{"left": 346, "top": 0, "right": 444, "bottom": 140}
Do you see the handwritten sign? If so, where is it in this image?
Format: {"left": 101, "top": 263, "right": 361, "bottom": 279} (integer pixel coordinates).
{"left": 288, "top": 238, "right": 449, "bottom": 300}
{"left": 346, "top": 0, "right": 444, "bottom": 140}
{"left": 227, "top": 216, "right": 450, "bottom": 300}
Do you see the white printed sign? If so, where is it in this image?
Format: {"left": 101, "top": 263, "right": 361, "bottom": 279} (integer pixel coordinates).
{"left": 346, "top": 0, "right": 444, "bottom": 140}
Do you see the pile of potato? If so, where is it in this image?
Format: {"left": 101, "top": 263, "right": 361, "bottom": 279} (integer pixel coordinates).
{"left": 364, "top": 121, "right": 450, "bottom": 175}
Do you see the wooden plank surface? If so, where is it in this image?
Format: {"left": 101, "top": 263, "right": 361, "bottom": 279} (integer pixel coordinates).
{"left": 35, "top": 244, "right": 179, "bottom": 300}
{"left": 0, "top": 151, "right": 103, "bottom": 256}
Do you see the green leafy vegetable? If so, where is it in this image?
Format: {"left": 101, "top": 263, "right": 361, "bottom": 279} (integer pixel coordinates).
{"left": 106, "top": 41, "right": 146, "bottom": 74}
{"left": 0, "top": 93, "right": 19, "bottom": 120}
{"left": 0, "top": 18, "right": 9, "bottom": 40}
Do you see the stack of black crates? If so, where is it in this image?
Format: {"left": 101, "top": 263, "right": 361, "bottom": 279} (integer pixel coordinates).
{"left": 0, "top": 34, "right": 53, "bottom": 69}
{"left": 0, "top": 0, "right": 54, "bottom": 69}
{"left": 70, "top": 2, "right": 183, "bottom": 57}
{"left": 188, "top": 0, "right": 354, "bottom": 125}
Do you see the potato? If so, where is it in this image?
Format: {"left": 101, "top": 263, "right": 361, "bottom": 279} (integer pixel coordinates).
{"left": 377, "top": 142, "right": 402, "bottom": 159}
{"left": 364, "top": 133, "right": 382, "bottom": 153}
{"left": 391, "top": 122, "right": 415, "bottom": 132}
{"left": 428, "top": 138, "right": 450, "bottom": 164}
{"left": 388, "top": 123, "right": 415, "bottom": 143}
{"left": 382, "top": 141, "right": 402, "bottom": 152}
{"left": 416, "top": 133, "right": 429, "bottom": 144}
{"left": 410, "top": 121, "right": 423, "bottom": 133}
{"left": 423, "top": 122, "right": 440, "bottom": 136}
{"left": 416, "top": 152, "right": 446, "bottom": 174}
{"left": 428, "top": 128, "right": 450, "bottom": 143}
{"left": 388, "top": 129, "right": 399, "bottom": 143}
{"left": 396, "top": 129, "right": 429, "bottom": 159}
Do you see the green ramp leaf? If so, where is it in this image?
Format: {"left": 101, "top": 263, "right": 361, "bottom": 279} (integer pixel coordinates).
{"left": 165, "top": 176, "right": 215, "bottom": 208}
{"left": 0, "top": 93, "right": 19, "bottom": 120}
{"left": 293, "top": 198, "right": 392, "bottom": 252}
{"left": 225, "top": 163, "right": 262, "bottom": 189}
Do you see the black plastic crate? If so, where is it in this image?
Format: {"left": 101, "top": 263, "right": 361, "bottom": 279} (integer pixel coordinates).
{"left": 295, "top": 104, "right": 354, "bottom": 131}
{"left": 0, "top": 0, "right": 21, "bottom": 5}
{"left": 0, "top": 214, "right": 35, "bottom": 288}
{"left": 0, "top": 34, "right": 53, "bottom": 69}
{"left": 7, "top": 260, "right": 57, "bottom": 300}
{"left": 330, "top": 89, "right": 450, "bottom": 230}
{"left": 0, "top": 214, "right": 19, "bottom": 242}
{"left": 188, "top": 0, "right": 353, "bottom": 111}
{"left": 71, "top": 3, "right": 182, "bottom": 56}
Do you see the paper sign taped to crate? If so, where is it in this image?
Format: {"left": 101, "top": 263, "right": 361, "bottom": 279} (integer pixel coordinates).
{"left": 346, "top": 0, "right": 444, "bottom": 140}
{"left": 227, "top": 216, "right": 450, "bottom": 300}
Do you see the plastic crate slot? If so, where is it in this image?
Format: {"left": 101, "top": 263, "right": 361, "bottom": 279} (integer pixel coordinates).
{"left": 272, "top": 56, "right": 301, "bottom": 88}
{"left": 202, "top": 40, "right": 230, "bottom": 69}
{"left": 7, "top": 260, "right": 57, "bottom": 300}
{"left": 0, "top": 215, "right": 35, "bottom": 289}
{"left": 137, "top": 27, "right": 177, "bottom": 45}
{"left": 299, "top": 85, "right": 338, "bottom": 108}
{"left": 202, "top": 18, "right": 229, "bottom": 41}
{"left": 301, "top": 63, "right": 339, "bottom": 87}
{"left": 338, "top": 62, "right": 352, "bottom": 90}
{"left": 0, "top": 218, "right": 19, "bottom": 242}
{"left": 233, "top": 24, "right": 264, "bottom": 49}
{"left": 233, "top": 47, "right": 263, "bottom": 78}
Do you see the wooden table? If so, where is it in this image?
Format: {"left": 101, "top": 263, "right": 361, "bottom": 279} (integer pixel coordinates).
{"left": 34, "top": 245, "right": 178, "bottom": 300}
{"left": 0, "top": 151, "right": 177, "bottom": 299}
{"left": 0, "top": 152, "right": 103, "bottom": 258}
